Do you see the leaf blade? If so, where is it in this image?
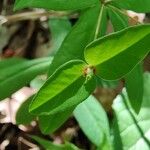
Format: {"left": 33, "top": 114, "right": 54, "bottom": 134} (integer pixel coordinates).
{"left": 16, "top": 95, "right": 35, "bottom": 125}
{"left": 39, "top": 107, "right": 74, "bottom": 134}
{"left": 111, "top": 0, "right": 150, "bottom": 13}
{"left": 29, "top": 60, "right": 96, "bottom": 115}
{"left": 74, "top": 96, "right": 111, "bottom": 148}
{"left": 125, "top": 64, "right": 143, "bottom": 113}
{"left": 84, "top": 24, "right": 150, "bottom": 80}
{"left": 14, "top": 0, "right": 98, "bottom": 11}
{"left": 0, "top": 57, "right": 52, "bottom": 100}
{"left": 48, "top": 5, "right": 101, "bottom": 76}
{"left": 112, "top": 75, "right": 150, "bottom": 149}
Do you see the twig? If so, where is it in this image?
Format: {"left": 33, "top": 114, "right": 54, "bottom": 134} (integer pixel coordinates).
{"left": 0, "top": 10, "right": 78, "bottom": 25}
{"left": 18, "top": 137, "right": 38, "bottom": 149}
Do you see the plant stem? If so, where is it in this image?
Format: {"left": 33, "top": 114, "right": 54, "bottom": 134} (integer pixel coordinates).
{"left": 0, "top": 10, "right": 78, "bottom": 25}
{"left": 94, "top": 4, "right": 105, "bottom": 40}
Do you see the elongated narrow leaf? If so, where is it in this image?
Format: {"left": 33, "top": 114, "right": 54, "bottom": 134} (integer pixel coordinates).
{"left": 0, "top": 57, "right": 25, "bottom": 69}
{"left": 111, "top": 0, "right": 150, "bottom": 13}
{"left": 48, "top": 5, "right": 100, "bottom": 76}
{"left": 108, "top": 7, "right": 128, "bottom": 31}
{"left": 14, "top": 0, "right": 98, "bottom": 11}
{"left": 84, "top": 24, "right": 150, "bottom": 80}
{"left": 0, "top": 57, "right": 52, "bottom": 100}
{"left": 16, "top": 95, "right": 35, "bottom": 125}
{"left": 125, "top": 64, "right": 143, "bottom": 113}
{"left": 48, "top": 18, "right": 71, "bottom": 55}
{"left": 113, "top": 72, "right": 150, "bottom": 149}
{"left": 108, "top": 5, "right": 144, "bottom": 113}
{"left": 31, "top": 136, "right": 79, "bottom": 150}
{"left": 30, "top": 60, "right": 96, "bottom": 115}
{"left": 108, "top": 4, "right": 144, "bottom": 113}
{"left": 74, "top": 96, "right": 111, "bottom": 148}
{"left": 39, "top": 107, "right": 74, "bottom": 134}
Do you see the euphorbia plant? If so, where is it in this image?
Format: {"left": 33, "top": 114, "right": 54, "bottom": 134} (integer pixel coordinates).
{"left": 0, "top": 0, "right": 150, "bottom": 149}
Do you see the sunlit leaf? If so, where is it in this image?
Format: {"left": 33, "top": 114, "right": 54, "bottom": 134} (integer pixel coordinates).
{"left": 30, "top": 60, "right": 96, "bottom": 115}
{"left": 85, "top": 24, "right": 150, "bottom": 80}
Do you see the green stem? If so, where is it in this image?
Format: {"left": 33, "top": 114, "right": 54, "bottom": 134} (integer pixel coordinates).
{"left": 94, "top": 4, "right": 105, "bottom": 40}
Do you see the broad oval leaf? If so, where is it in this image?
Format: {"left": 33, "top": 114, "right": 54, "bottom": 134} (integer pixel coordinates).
{"left": 14, "top": 0, "right": 98, "bottom": 11}
{"left": 0, "top": 57, "right": 52, "bottom": 100}
{"left": 29, "top": 60, "right": 96, "bottom": 115}
{"left": 16, "top": 95, "right": 35, "bottom": 125}
{"left": 110, "top": 0, "right": 150, "bottom": 13}
{"left": 84, "top": 24, "right": 150, "bottom": 80}
{"left": 74, "top": 95, "right": 111, "bottom": 148}
{"left": 48, "top": 5, "right": 100, "bottom": 76}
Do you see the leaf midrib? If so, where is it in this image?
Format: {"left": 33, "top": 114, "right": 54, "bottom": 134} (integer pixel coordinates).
{"left": 30, "top": 75, "right": 83, "bottom": 112}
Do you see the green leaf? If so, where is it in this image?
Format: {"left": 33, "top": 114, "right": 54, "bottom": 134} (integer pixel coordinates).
{"left": 111, "top": 0, "right": 150, "bottom": 13}
{"left": 112, "top": 72, "right": 150, "bottom": 149}
{"left": 31, "top": 136, "right": 79, "bottom": 150}
{"left": 39, "top": 107, "right": 74, "bottom": 134}
{"left": 108, "top": 7, "right": 128, "bottom": 31}
{"left": 0, "top": 57, "right": 25, "bottom": 69}
{"left": 125, "top": 64, "right": 143, "bottom": 113}
{"left": 84, "top": 24, "right": 150, "bottom": 80}
{"left": 74, "top": 96, "right": 111, "bottom": 148}
{"left": 0, "top": 57, "right": 52, "bottom": 100}
{"left": 48, "top": 5, "right": 100, "bottom": 76}
{"left": 14, "top": 0, "right": 98, "bottom": 11}
{"left": 48, "top": 18, "right": 71, "bottom": 55}
{"left": 29, "top": 60, "right": 96, "bottom": 115}
{"left": 16, "top": 95, "right": 35, "bottom": 125}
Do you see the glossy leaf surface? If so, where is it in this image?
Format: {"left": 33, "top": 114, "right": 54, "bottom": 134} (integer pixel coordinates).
{"left": 48, "top": 5, "right": 100, "bottom": 76}
{"left": 85, "top": 25, "right": 150, "bottom": 80}
{"left": 30, "top": 60, "right": 96, "bottom": 115}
